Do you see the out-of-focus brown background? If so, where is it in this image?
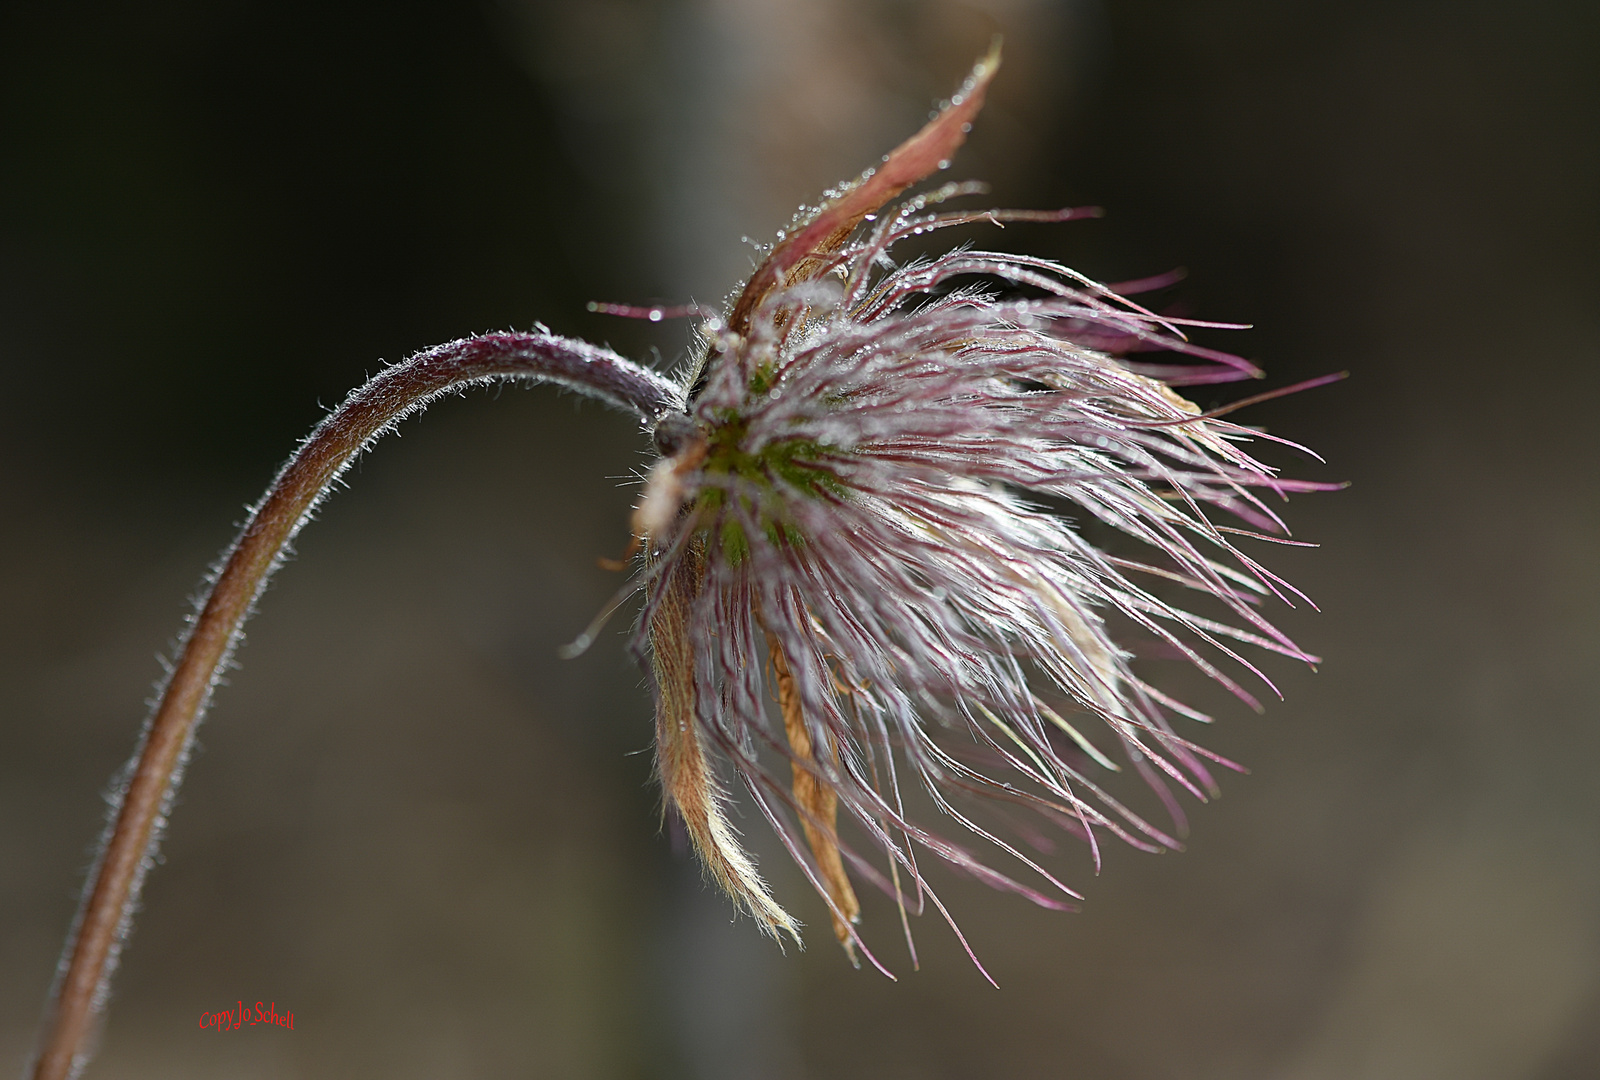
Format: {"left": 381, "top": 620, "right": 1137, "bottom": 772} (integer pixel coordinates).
{"left": 2, "top": 1, "right": 1596, "bottom": 1077}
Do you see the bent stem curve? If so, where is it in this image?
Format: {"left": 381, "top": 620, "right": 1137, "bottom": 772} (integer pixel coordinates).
{"left": 32, "top": 331, "right": 683, "bottom": 1080}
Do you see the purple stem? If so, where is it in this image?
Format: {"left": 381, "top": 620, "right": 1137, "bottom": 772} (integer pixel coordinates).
{"left": 32, "top": 331, "right": 682, "bottom": 1080}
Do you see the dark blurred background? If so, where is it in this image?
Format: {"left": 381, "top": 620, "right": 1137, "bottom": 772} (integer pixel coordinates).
{"left": 2, "top": 1, "right": 1596, "bottom": 1077}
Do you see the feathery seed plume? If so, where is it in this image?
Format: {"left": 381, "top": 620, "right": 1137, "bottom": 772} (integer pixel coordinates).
{"left": 627, "top": 45, "right": 1328, "bottom": 977}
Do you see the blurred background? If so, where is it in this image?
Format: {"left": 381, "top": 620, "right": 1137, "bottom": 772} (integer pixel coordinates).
{"left": 2, "top": 0, "right": 1596, "bottom": 1077}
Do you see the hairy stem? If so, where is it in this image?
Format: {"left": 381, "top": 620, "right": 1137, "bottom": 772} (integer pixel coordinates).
{"left": 32, "top": 331, "right": 682, "bottom": 1080}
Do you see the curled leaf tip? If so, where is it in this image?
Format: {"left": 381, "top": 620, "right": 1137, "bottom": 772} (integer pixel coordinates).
{"left": 729, "top": 44, "right": 1003, "bottom": 334}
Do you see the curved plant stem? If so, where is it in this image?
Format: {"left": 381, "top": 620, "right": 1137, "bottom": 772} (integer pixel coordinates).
{"left": 32, "top": 331, "right": 683, "bottom": 1080}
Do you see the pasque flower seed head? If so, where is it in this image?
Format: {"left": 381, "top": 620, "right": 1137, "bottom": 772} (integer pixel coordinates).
{"left": 631, "top": 45, "right": 1328, "bottom": 977}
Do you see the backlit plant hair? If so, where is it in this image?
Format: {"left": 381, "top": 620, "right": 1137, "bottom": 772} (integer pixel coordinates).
{"left": 32, "top": 44, "right": 1332, "bottom": 1079}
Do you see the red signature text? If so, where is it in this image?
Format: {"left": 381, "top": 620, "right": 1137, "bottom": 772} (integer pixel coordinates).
{"left": 199, "top": 1001, "right": 294, "bottom": 1031}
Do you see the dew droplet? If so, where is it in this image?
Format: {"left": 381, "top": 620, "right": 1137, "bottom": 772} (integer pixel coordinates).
{"left": 937, "top": 159, "right": 951, "bottom": 170}
{"left": 648, "top": 308, "right": 664, "bottom": 322}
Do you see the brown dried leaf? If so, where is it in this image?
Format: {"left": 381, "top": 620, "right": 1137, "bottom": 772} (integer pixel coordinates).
{"left": 727, "top": 41, "right": 1003, "bottom": 335}
{"left": 766, "top": 629, "right": 862, "bottom": 961}
{"left": 651, "top": 545, "right": 799, "bottom": 941}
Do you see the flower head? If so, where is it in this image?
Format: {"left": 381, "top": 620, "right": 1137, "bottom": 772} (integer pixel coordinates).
{"left": 633, "top": 46, "right": 1323, "bottom": 977}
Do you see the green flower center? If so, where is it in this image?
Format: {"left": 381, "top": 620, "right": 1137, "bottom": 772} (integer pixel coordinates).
{"left": 694, "top": 407, "right": 846, "bottom": 563}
